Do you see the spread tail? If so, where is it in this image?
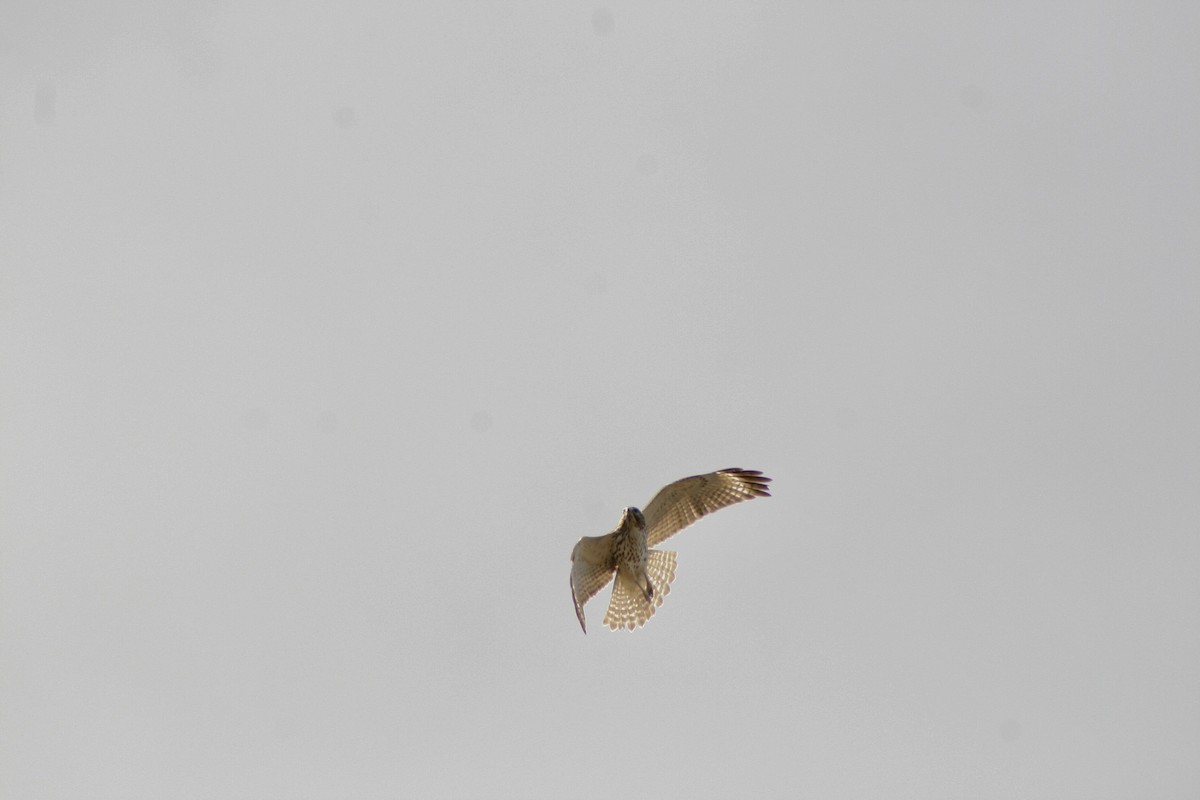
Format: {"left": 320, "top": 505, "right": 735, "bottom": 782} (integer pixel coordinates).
{"left": 602, "top": 549, "right": 677, "bottom": 631}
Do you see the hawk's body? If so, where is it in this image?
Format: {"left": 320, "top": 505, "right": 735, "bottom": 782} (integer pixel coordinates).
{"left": 569, "top": 468, "right": 771, "bottom": 632}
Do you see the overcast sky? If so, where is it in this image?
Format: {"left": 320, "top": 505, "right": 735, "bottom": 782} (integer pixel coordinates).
{"left": 2, "top": 3, "right": 1198, "bottom": 798}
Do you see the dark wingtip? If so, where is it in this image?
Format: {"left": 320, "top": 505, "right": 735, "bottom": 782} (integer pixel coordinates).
{"left": 719, "top": 467, "right": 773, "bottom": 497}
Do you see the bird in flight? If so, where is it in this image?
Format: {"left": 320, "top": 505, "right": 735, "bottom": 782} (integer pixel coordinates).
{"left": 569, "top": 468, "right": 771, "bottom": 633}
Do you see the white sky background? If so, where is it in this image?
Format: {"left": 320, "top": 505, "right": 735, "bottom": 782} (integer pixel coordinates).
{"left": 2, "top": 2, "right": 1198, "bottom": 798}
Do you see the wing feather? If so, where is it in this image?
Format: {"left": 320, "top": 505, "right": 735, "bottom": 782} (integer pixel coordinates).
{"left": 570, "top": 533, "right": 617, "bottom": 633}
{"left": 643, "top": 468, "right": 771, "bottom": 547}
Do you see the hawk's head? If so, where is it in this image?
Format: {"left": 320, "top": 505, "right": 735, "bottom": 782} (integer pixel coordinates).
{"left": 622, "top": 507, "right": 646, "bottom": 530}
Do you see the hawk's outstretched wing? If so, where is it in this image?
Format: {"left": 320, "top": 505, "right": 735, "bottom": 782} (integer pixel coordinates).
{"left": 642, "top": 468, "right": 772, "bottom": 548}
{"left": 569, "top": 534, "right": 617, "bottom": 633}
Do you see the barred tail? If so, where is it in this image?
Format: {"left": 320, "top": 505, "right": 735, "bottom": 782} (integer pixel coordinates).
{"left": 602, "top": 549, "right": 677, "bottom": 631}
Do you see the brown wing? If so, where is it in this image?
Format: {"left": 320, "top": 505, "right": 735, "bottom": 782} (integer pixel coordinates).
{"left": 643, "top": 468, "right": 771, "bottom": 548}
{"left": 570, "top": 534, "right": 617, "bottom": 633}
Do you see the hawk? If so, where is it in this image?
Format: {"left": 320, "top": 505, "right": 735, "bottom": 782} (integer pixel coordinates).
{"left": 569, "top": 468, "right": 771, "bottom": 633}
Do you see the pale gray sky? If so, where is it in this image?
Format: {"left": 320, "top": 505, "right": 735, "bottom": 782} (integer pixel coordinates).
{"left": 2, "top": 3, "right": 1198, "bottom": 798}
